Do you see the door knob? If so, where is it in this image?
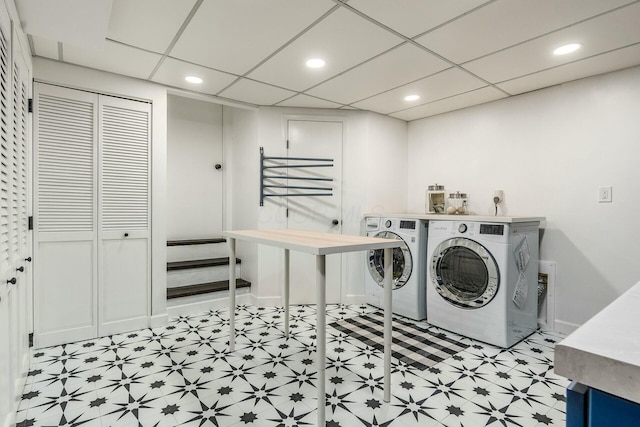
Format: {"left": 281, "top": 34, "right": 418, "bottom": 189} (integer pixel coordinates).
{"left": 25, "top": 257, "right": 31, "bottom": 262}
{"left": 332, "top": 219, "right": 339, "bottom": 225}
{"left": 124, "top": 233, "right": 129, "bottom": 237}
{"left": 7, "top": 278, "right": 16, "bottom": 285}
{"left": 215, "top": 164, "right": 222, "bottom": 170}
{"left": 16, "top": 266, "right": 24, "bottom": 272}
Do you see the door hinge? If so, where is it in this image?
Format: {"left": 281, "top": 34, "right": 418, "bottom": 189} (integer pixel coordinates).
{"left": 28, "top": 98, "right": 33, "bottom": 113}
{"left": 286, "top": 208, "right": 289, "bottom": 218}
{"left": 28, "top": 216, "right": 33, "bottom": 230}
{"left": 28, "top": 333, "right": 33, "bottom": 348}
{"left": 286, "top": 139, "right": 289, "bottom": 149}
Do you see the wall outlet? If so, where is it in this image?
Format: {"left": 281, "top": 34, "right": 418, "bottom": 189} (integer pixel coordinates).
{"left": 598, "top": 186, "right": 612, "bottom": 203}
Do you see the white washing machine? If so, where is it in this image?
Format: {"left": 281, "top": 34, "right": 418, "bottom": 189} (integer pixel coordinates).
{"left": 364, "top": 216, "right": 427, "bottom": 320}
{"left": 426, "top": 219, "right": 540, "bottom": 348}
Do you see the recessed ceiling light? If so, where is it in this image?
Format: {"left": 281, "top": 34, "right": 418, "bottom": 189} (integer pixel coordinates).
{"left": 185, "top": 75, "right": 203, "bottom": 84}
{"left": 404, "top": 94, "right": 420, "bottom": 102}
{"left": 553, "top": 43, "right": 582, "bottom": 56}
{"left": 306, "top": 58, "right": 326, "bottom": 69}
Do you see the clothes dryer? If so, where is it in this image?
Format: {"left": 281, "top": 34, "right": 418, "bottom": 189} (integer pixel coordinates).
{"left": 426, "top": 219, "right": 540, "bottom": 348}
{"left": 364, "top": 216, "right": 427, "bottom": 320}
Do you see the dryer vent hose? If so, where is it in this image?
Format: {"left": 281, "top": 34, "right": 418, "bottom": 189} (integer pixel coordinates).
{"left": 537, "top": 281, "right": 547, "bottom": 308}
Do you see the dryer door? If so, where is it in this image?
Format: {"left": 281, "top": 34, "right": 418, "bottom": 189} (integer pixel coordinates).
{"left": 430, "top": 237, "right": 499, "bottom": 309}
{"left": 367, "top": 231, "right": 412, "bottom": 290}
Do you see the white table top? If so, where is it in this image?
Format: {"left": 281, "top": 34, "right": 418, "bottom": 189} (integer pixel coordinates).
{"left": 555, "top": 280, "right": 640, "bottom": 404}
{"left": 223, "top": 229, "right": 401, "bottom": 255}
{"left": 364, "top": 213, "right": 545, "bottom": 223}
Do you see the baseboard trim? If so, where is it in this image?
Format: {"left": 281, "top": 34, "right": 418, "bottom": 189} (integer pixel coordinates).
{"left": 166, "top": 290, "right": 253, "bottom": 319}
{"left": 149, "top": 314, "right": 169, "bottom": 328}
{"left": 343, "top": 294, "right": 366, "bottom": 305}
{"left": 554, "top": 319, "right": 580, "bottom": 335}
{"left": 253, "top": 296, "right": 281, "bottom": 307}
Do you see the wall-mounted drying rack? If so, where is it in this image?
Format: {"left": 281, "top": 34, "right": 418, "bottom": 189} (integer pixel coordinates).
{"left": 260, "top": 146, "right": 334, "bottom": 206}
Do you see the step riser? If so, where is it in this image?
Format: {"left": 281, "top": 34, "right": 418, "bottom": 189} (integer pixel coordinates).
{"left": 167, "top": 265, "right": 241, "bottom": 288}
{"left": 167, "top": 244, "right": 229, "bottom": 262}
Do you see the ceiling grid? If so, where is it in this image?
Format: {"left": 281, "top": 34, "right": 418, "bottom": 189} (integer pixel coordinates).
{"left": 17, "top": 0, "right": 640, "bottom": 121}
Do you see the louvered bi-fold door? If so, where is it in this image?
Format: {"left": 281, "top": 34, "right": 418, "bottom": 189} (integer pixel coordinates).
{"left": 0, "top": 22, "right": 12, "bottom": 424}
{"left": 98, "top": 96, "right": 150, "bottom": 336}
{"left": 34, "top": 84, "right": 98, "bottom": 347}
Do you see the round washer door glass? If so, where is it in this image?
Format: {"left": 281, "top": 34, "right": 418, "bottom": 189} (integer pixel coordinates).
{"left": 368, "top": 231, "right": 412, "bottom": 290}
{"left": 431, "top": 237, "right": 499, "bottom": 308}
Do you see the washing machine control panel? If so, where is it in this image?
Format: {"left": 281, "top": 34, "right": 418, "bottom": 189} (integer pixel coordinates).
{"left": 458, "top": 223, "right": 468, "bottom": 233}
{"left": 479, "top": 224, "right": 505, "bottom": 235}
{"left": 399, "top": 220, "right": 416, "bottom": 230}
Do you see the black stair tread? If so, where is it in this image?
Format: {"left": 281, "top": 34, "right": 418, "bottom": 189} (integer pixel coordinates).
{"left": 167, "top": 257, "right": 241, "bottom": 271}
{"left": 167, "top": 279, "right": 251, "bottom": 299}
{"left": 167, "top": 238, "right": 226, "bottom": 246}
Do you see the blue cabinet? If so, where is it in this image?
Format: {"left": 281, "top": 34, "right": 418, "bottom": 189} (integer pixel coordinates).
{"left": 567, "top": 381, "right": 640, "bottom": 426}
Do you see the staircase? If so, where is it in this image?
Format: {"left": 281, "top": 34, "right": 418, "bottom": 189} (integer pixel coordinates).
{"left": 166, "top": 238, "right": 251, "bottom": 310}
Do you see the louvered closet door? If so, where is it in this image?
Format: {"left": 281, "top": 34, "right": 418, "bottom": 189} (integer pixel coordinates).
{"left": 98, "top": 96, "right": 150, "bottom": 336}
{"left": 0, "top": 22, "right": 12, "bottom": 422}
{"left": 8, "top": 48, "right": 30, "bottom": 399}
{"left": 34, "top": 83, "right": 98, "bottom": 347}
{"left": 0, "top": 24, "right": 10, "bottom": 283}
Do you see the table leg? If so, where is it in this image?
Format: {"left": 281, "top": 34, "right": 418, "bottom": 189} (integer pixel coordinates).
{"left": 284, "top": 249, "right": 290, "bottom": 338}
{"left": 383, "top": 247, "right": 392, "bottom": 402}
{"left": 229, "top": 237, "right": 236, "bottom": 352}
{"left": 316, "top": 254, "right": 326, "bottom": 426}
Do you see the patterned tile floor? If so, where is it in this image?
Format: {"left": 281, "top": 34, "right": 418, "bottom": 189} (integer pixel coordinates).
{"left": 16, "top": 304, "right": 568, "bottom": 426}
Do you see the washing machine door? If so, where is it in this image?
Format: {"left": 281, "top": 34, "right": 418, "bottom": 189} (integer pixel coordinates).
{"left": 367, "top": 231, "right": 412, "bottom": 290}
{"left": 431, "top": 237, "right": 499, "bottom": 309}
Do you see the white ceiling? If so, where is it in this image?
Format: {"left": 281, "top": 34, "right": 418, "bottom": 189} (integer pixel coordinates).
{"left": 18, "top": 0, "right": 640, "bottom": 121}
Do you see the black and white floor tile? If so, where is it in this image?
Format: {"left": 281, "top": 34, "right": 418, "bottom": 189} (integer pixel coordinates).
{"left": 16, "top": 304, "right": 568, "bottom": 426}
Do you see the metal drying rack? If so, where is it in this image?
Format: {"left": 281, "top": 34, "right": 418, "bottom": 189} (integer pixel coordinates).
{"left": 260, "top": 147, "right": 334, "bottom": 206}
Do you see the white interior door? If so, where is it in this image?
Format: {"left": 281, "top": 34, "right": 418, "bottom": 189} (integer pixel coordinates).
{"left": 33, "top": 83, "right": 99, "bottom": 347}
{"left": 98, "top": 96, "right": 151, "bottom": 336}
{"left": 286, "top": 118, "right": 343, "bottom": 304}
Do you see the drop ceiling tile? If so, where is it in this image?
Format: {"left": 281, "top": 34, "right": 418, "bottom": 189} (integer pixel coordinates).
{"left": 62, "top": 40, "right": 162, "bottom": 80}
{"left": 248, "top": 7, "right": 404, "bottom": 92}
{"left": 32, "top": 35, "right": 59, "bottom": 60}
{"left": 390, "top": 86, "right": 507, "bottom": 121}
{"left": 305, "top": 43, "right": 450, "bottom": 105}
{"left": 275, "top": 94, "right": 342, "bottom": 109}
{"left": 152, "top": 57, "right": 238, "bottom": 94}
{"left": 171, "top": 0, "right": 335, "bottom": 75}
{"left": 462, "top": 2, "right": 640, "bottom": 83}
{"left": 218, "top": 79, "right": 296, "bottom": 106}
{"left": 352, "top": 68, "right": 486, "bottom": 115}
{"left": 416, "top": 0, "right": 635, "bottom": 64}
{"left": 497, "top": 44, "right": 640, "bottom": 95}
{"left": 107, "top": 0, "right": 197, "bottom": 53}
{"left": 346, "top": 0, "right": 489, "bottom": 38}
{"left": 16, "top": 0, "right": 112, "bottom": 48}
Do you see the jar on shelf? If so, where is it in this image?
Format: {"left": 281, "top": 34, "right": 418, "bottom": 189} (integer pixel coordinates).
{"left": 447, "top": 191, "right": 468, "bottom": 215}
{"left": 425, "top": 184, "right": 446, "bottom": 213}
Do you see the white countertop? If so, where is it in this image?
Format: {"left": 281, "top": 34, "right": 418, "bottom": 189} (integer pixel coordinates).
{"left": 555, "top": 281, "right": 640, "bottom": 404}
{"left": 363, "top": 213, "right": 545, "bottom": 223}
{"left": 223, "top": 229, "right": 401, "bottom": 255}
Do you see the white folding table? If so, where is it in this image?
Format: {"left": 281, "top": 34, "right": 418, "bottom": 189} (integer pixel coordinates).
{"left": 222, "top": 229, "right": 400, "bottom": 426}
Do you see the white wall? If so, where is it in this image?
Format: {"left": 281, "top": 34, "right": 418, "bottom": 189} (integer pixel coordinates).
{"left": 33, "top": 57, "right": 169, "bottom": 323}
{"left": 225, "top": 106, "right": 259, "bottom": 287}
{"left": 227, "top": 106, "right": 407, "bottom": 304}
{"left": 167, "top": 95, "right": 223, "bottom": 239}
{"left": 407, "top": 66, "right": 640, "bottom": 331}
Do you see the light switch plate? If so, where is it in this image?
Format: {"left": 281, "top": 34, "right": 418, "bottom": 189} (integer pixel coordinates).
{"left": 598, "top": 186, "right": 612, "bottom": 203}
